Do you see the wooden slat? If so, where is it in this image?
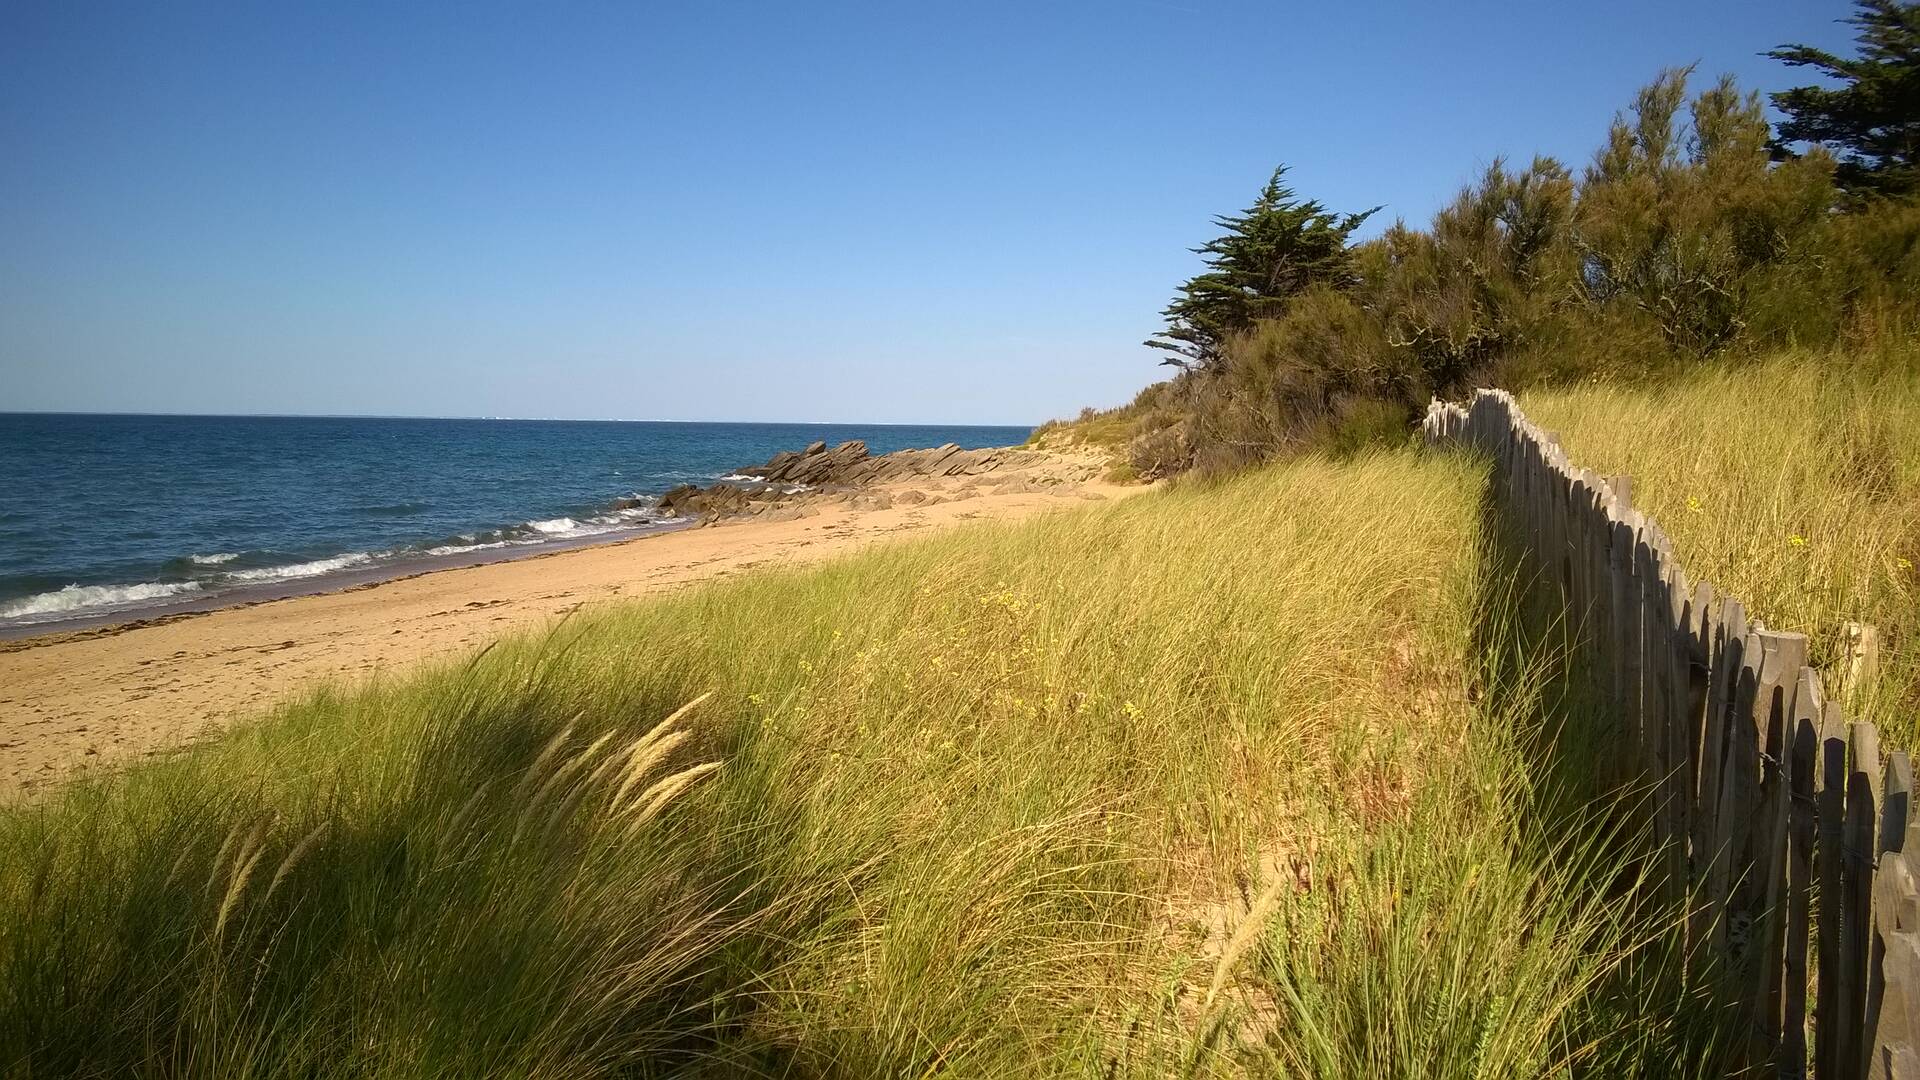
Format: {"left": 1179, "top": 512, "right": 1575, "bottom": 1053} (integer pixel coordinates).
{"left": 1659, "top": 560, "right": 1693, "bottom": 917}
{"left": 1820, "top": 700, "right": 1853, "bottom": 1079}
{"left": 1751, "top": 632, "right": 1809, "bottom": 1060}
{"left": 1715, "top": 629, "right": 1765, "bottom": 1005}
{"left": 1635, "top": 537, "right": 1668, "bottom": 865}
{"left": 1840, "top": 721, "right": 1884, "bottom": 1079}
{"left": 1871, "top": 753, "right": 1915, "bottom": 1080}
{"left": 1686, "top": 581, "right": 1717, "bottom": 919}
{"left": 1785, "top": 667, "right": 1824, "bottom": 1078}
{"left": 1699, "top": 600, "right": 1749, "bottom": 965}
{"left": 1870, "top": 751, "right": 1920, "bottom": 1080}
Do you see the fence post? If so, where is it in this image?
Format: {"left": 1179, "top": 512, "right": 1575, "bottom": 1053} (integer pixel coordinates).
{"left": 1840, "top": 623, "right": 1882, "bottom": 715}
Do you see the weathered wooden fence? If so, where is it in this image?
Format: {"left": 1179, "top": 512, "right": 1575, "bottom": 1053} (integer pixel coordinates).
{"left": 1424, "top": 389, "right": 1915, "bottom": 1079}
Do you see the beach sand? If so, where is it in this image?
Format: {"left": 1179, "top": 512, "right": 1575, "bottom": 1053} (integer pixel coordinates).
{"left": 0, "top": 468, "right": 1141, "bottom": 797}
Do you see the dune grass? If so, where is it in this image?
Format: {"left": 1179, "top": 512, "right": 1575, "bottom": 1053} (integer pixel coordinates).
{"left": 0, "top": 449, "right": 1728, "bottom": 1076}
{"left": 1520, "top": 352, "right": 1920, "bottom": 741}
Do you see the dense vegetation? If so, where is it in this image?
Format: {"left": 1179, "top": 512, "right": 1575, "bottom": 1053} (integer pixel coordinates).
{"left": 1058, "top": 2, "right": 1920, "bottom": 478}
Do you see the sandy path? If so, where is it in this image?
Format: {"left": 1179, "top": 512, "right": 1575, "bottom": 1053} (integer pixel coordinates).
{"left": 0, "top": 479, "right": 1137, "bottom": 796}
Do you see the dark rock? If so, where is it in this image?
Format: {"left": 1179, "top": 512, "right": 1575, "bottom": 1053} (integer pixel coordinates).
{"left": 657, "top": 484, "right": 702, "bottom": 516}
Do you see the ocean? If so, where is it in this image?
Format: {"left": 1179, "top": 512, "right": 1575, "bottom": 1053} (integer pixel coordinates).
{"left": 0, "top": 413, "right": 1030, "bottom": 632}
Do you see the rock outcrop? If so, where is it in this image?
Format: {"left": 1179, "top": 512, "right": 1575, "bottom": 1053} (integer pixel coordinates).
{"left": 729, "top": 440, "right": 1048, "bottom": 489}
{"left": 652, "top": 439, "right": 1093, "bottom": 523}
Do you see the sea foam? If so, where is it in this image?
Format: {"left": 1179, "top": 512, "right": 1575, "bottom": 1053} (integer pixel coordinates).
{"left": 223, "top": 552, "right": 375, "bottom": 583}
{"left": 0, "top": 580, "right": 204, "bottom": 619}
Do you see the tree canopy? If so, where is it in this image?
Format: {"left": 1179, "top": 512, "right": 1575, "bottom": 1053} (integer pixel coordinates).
{"left": 1146, "top": 167, "right": 1376, "bottom": 373}
{"left": 1769, "top": 0, "right": 1920, "bottom": 197}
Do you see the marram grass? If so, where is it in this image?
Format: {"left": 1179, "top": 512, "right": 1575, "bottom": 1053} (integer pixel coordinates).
{"left": 1521, "top": 352, "right": 1920, "bottom": 741}
{"left": 2, "top": 449, "right": 1721, "bottom": 1077}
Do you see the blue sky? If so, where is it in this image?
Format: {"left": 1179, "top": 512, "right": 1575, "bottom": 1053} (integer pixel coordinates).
{"left": 0, "top": 1, "right": 1858, "bottom": 423}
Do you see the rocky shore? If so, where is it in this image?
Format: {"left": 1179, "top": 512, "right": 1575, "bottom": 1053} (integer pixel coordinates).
{"left": 651, "top": 440, "right": 1108, "bottom": 524}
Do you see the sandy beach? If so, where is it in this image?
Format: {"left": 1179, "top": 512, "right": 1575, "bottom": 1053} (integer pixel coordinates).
{"left": 0, "top": 463, "right": 1138, "bottom": 796}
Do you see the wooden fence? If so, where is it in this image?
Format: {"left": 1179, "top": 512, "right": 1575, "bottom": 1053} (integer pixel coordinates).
{"left": 1424, "top": 389, "right": 1915, "bottom": 1079}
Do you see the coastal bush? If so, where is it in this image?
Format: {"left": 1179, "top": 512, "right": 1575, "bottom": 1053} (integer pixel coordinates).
{"left": 1076, "top": 22, "right": 1920, "bottom": 476}
{"left": 0, "top": 449, "right": 1724, "bottom": 1076}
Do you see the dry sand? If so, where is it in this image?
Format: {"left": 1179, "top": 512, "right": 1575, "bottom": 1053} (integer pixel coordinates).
{"left": 0, "top": 468, "right": 1139, "bottom": 796}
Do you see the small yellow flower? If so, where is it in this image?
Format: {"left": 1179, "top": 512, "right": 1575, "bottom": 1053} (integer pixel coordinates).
{"left": 1789, "top": 535, "right": 1808, "bottom": 548}
{"left": 748, "top": 692, "right": 765, "bottom": 706}
{"left": 1685, "top": 496, "right": 1703, "bottom": 514}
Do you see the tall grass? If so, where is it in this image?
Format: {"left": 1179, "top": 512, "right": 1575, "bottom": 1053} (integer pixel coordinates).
{"left": 1, "top": 451, "right": 1715, "bottom": 1076}
{"left": 1520, "top": 351, "right": 1920, "bottom": 738}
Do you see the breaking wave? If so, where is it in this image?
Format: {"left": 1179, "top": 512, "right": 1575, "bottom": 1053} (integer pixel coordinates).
{"left": 0, "top": 494, "right": 681, "bottom": 627}
{"left": 0, "top": 580, "right": 205, "bottom": 620}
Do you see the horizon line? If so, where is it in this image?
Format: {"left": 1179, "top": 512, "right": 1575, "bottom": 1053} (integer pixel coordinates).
{"left": 0, "top": 409, "right": 1038, "bottom": 428}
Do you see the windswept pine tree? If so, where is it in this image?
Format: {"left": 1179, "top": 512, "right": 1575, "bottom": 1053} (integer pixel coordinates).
{"left": 1769, "top": 0, "right": 1920, "bottom": 197}
{"left": 1146, "top": 167, "right": 1376, "bottom": 372}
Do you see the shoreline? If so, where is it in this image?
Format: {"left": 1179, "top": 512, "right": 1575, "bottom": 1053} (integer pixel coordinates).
{"left": 0, "top": 519, "right": 696, "bottom": 647}
{"left": 0, "top": 454, "right": 1138, "bottom": 796}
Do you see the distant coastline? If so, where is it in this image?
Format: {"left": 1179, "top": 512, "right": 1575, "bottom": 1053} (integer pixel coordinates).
{"left": 0, "top": 440, "right": 1130, "bottom": 793}
{"left": 0, "top": 414, "right": 1031, "bottom": 636}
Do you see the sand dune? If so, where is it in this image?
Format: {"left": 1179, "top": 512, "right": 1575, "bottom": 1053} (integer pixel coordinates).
{"left": 0, "top": 467, "right": 1138, "bottom": 797}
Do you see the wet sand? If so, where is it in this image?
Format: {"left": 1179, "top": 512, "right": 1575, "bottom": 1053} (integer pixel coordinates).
{"left": 0, "top": 474, "right": 1138, "bottom": 796}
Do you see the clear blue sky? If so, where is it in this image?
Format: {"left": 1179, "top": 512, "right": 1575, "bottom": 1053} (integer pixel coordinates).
{"left": 0, "top": 0, "right": 1857, "bottom": 424}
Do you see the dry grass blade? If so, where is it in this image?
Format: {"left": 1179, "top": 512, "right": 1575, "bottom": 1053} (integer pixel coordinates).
{"left": 1203, "top": 868, "right": 1288, "bottom": 1011}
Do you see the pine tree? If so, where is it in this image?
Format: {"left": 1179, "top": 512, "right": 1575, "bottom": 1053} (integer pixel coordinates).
{"left": 1769, "top": 0, "right": 1920, "bottom": 197}
{"left": 1147, "top": 167, "right": 1376, "bottom": 372}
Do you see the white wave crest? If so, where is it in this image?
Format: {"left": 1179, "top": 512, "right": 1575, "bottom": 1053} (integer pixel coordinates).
{"left": 421, "top": 540, "right": 513, "bottom": 557}
{"left": 526, "top": 517, "right": 579, "bottom": 535}
{"left": 0, "top": 580, "right": 204, "bottom": 619}
{"left": 223, "top": 553, "right": 375, "bottom": 583}
{"left": 188, "top": 552, "right": 240, "bottom": 566}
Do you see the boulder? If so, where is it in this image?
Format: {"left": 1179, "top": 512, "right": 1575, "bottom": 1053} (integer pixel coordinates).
{"left": 657, "top": 483, "right": 702, "bottom": 516}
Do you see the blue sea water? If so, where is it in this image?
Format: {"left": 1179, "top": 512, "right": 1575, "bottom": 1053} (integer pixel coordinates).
{"left": 0, "top": 413, "right": 1030, "bottom": 630}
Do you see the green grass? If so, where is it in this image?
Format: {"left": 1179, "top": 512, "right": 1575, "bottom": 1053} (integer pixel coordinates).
{"left": 1028, "top": 406, "right": 1138, "bottom": 457}
{"left": 0, "top": 450, "right": 1727, "bottom": 1076}
{"left": 1521, "top": 353, "right": 1920, "bottom": 739}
